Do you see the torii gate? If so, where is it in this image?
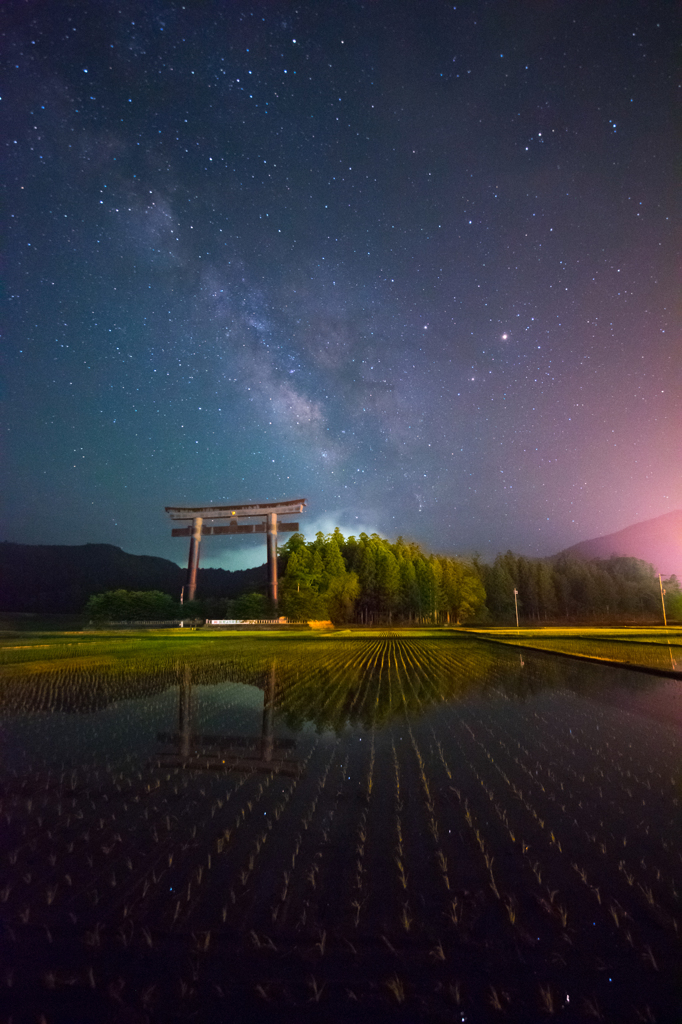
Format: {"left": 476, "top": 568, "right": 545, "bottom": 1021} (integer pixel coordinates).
{"left": 165, "top": 498, "right": 307, "bottom": 606}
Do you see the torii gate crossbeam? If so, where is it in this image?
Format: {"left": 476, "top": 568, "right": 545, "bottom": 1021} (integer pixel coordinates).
{"left": 165, "top": 499, "right": 307, "bottom": 605}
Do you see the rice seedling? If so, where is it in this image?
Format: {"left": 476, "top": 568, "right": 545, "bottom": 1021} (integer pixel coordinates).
{"left": 308, "top": 975, "right": 325, "bottom": 1002}
{"left": 385, "top": 975, "right": 406, "bottom": 1004}
{"left": 539, "top": 984, "right": 556, "bottom": 1013}
{"left": 489, "top": 986, "right": 509, "bottom": 1011}
{"left": 642, "top": 945, "right": 659, "bottom": 971}
{"left": 447, "top": 897, "right": 461, "bottom": 925}
{"left": 582, "top": 996, "right": 604, "bottom": 1019}
{"left": 639, "top": 883, "right": 656, "bottom": 905}
{"left": 314, "top": 929, "right": 327, "bottom": 956}
{"left": 400, "top": 903, "right": 413, "bottom": 932}
{"left": 505, "top": 897, "right": 517, "bottom": 925}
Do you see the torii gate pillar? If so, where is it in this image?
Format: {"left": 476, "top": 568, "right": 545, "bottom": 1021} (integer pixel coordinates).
{"left": 266, "top": 512, "right": 278, "bottom": 607}
{"left": 186, "top": 517, "right": 203, "bottom": 602}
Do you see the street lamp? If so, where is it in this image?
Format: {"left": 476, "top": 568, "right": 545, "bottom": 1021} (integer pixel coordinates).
{"left": 513, "top": 588, "right": 519, "bottom": 630}
{"left": 659, "top": 574, "right": 667, "bottom": 628}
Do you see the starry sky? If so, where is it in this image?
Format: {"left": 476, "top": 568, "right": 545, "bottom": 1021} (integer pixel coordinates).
{"left": 3, "top": 0, "right": 680, "bottom": 571}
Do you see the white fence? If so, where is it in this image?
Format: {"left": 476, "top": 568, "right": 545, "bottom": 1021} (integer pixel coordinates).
{"left": 92, "top": 620, "right": 185, "bottom": 626}
{"left": 206, "top": 618, "right": 289, "bottom": 625}
{"left": 88, "top": 617, "right": 296, "bottom": 628}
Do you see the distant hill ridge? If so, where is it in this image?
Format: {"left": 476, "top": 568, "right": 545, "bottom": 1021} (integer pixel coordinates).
{"left": 4, "top": 510, "right": 680, "bottom": 615}
{"left": 555, "top": 509, "right": 682, "bottom": 579}
{"left": 0, "top": 542, "right": 267, "bottom": 613}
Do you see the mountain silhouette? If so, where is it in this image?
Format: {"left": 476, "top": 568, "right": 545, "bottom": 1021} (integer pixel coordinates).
{"left": 556, "top": 510, "right": 682, "bottom": 579}
{"left": 0, "top": 542, "right": 267, "bottom": 613}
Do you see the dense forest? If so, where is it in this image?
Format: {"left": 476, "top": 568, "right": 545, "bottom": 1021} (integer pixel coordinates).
{"left": 477, "top": 549, "right": 681, "bottom": 623}
{"left": 275, "top": 531, "right": 680, "bottom": 625}
{"left": 277, "top": 530, "right": 485, "bottom": 625}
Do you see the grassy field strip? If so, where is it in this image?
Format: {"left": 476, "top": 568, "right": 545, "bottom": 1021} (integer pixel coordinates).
{"left": 477, "top": 634, "right": 682, "bottom": 653}
{"left": 463, "top": 627, "right": 682, "bottom": 638}
{"left": 472, "top": 634, "right": 682, "bottom": 650}
{"left": 0, "top": 637, "right": 157, "bottom": 651}
{"left": 463, "top": 632, "right": 682, "bottom": 679}
{"left": 528, "top": 640, "right": 682, "bottom": 676}
{"left": 508, "top": 638, "right": 682, "bottom": 652}
{"left": 0, "top": 630, "right": 314, "bottom": 665}
{"left": 494, "top": 636, "right": 682, "bottom": 673}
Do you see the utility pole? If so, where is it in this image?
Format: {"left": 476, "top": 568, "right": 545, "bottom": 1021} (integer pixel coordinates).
{"left": 659, "top": 574, "right": 668, "bottom": 627}
{"left": 513, "top": 588, "right": 519, "bottom": 630}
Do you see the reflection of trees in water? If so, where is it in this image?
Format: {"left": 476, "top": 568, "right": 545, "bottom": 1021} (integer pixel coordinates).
{"left": 274, "top": 638, "right": 568, "bottom": 732}
{"left": 0, "top": 636, "right": 662, "bottom": 729}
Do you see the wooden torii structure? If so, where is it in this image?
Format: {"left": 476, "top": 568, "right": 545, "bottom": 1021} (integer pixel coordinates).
{"left": 165, "top": 498, "right": 306, "bottom": 605}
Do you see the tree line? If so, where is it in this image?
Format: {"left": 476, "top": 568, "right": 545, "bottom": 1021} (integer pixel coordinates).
{"left": 278, "top": 530, "right": 485, "bottom": 625}
{"left": 84, "top": 588, "right": 272, "bottom": 623}
{"left": 477, "top": 550, "right": 681, "bottom": 623}
{"left": 84, "top": 530, "right": 681, "bottom": 625}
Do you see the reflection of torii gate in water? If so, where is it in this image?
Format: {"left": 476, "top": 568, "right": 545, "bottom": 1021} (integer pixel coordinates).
{"left": 165, "top": 498, "right": 307, "bottom": 605}
{"left": 156, "top": 662, "right": 301, "bottom": 777}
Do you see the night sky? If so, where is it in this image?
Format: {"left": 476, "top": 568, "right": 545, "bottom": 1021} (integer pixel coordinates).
{"left": 3, "top": 0, "right": 680, "bottom": 571}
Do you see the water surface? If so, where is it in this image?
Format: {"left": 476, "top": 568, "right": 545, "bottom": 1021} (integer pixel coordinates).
{"left": 1, "top": 634, "right": 680, "bottom": 1022}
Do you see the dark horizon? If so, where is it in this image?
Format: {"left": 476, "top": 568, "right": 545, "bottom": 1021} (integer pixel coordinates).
{"left": 2, "top": 500, "right": 682, "bottom": 573}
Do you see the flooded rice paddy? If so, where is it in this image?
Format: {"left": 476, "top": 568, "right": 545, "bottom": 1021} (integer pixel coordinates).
{"left": 1, "top": 632, "right": 681, "bottom": 1023}
{"left": 467, "top": 630, "right": 682, "bottom": 677}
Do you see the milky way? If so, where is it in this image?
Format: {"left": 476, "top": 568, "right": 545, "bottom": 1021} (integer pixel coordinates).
{"left": 3, "top": 0, "right": 680, "bottom": 570}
